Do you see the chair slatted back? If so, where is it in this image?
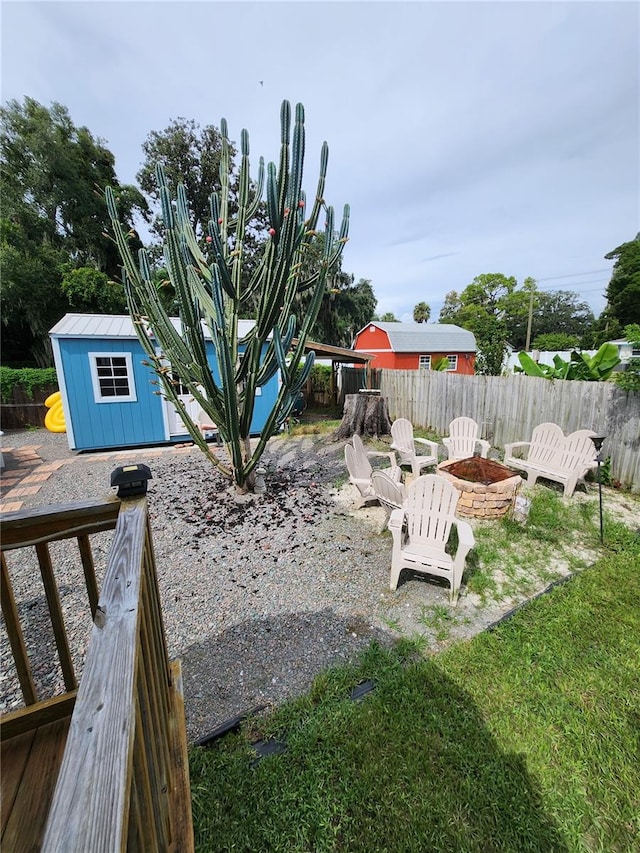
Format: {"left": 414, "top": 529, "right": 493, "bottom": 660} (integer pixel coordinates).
{"left": 406, "top": 475, "right": 459, "bottom": 548}
{"left": 345, "top": 442, "right": 373, "bottom": 496}
{"left": 447, "top": 417, "right": 480, "bottom": 459}
{"left": 371, "top": 470, "right": 406, "bottom": 515}
{"left": 558, "top": 429, "right": 597, "bottom": 473}
{"left": 528, "top": 422, "right": 565, "bottom": 467}
{"left": 351, "top": 433, "right": 368, "bottom": 462}
{"left": 390, "top": 418, "right": 416, "bottom": 466}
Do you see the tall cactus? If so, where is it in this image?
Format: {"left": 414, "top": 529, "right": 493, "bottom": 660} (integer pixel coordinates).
{"left": 106, "top": 101, "right": 349, "bottom": 491}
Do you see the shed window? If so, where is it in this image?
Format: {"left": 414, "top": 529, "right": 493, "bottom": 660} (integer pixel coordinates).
{"left": 89, "top": 353, "right": 137, "bottom": 403}
{"left": 419, "top": 355, "right": 431, "bottom": 370}
{"left": 447, "top": 355, "right": 458, "bottom": 371}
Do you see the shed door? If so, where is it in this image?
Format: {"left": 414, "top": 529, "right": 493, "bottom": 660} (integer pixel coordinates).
{"left": 165, "top": 374, "right": 202, "bottom": 436}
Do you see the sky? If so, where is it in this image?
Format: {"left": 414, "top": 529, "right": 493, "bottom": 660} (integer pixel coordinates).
{"left": 2, "top": 0, "right": 638, "bottom": 323}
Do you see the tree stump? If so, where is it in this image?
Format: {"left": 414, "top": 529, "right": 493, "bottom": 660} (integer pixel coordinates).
{"left": 332, "top": 392, "right": 392, "bottom": 441}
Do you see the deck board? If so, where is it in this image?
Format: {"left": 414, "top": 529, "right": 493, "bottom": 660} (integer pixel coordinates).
{"left": 1, "top": 717, "right": 70, "bottom": 852}
{"left": 1, "top": 729, "right": 36, "bottom": 836}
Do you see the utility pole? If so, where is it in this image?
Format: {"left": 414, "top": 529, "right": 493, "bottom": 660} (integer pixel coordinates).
{"left": 525, "top": 278, "right": 536, "bottom": 351}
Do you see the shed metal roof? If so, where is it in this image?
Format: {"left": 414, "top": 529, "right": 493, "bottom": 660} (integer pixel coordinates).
{"left": 49, "top": 314, "right": 258, "bottom": 339}
{"left": 356, "top": 322, "right": 476, "bottom": 353}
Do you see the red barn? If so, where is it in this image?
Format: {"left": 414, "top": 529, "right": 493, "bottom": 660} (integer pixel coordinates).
{"left": 353, "top": 322, "right": 476, "bottom": 374}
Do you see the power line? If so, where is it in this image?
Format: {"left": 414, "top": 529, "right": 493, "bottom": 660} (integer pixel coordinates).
{"left": 536, "top": 268, "right": 611, "bottom": 282}
{"left": 536, "top": 280, "right": 608, "bottom": 293}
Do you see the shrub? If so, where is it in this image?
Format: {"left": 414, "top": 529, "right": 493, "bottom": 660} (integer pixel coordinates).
{"left": 0, "top": 366, "right": 58, "bottom": 402}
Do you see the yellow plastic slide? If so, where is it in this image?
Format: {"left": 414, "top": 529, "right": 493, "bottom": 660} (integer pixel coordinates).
{"left": 44, "top": 391, "right": 66, "bottom": 433}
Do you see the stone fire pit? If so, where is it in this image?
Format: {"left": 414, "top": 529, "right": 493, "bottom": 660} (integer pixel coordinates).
{"left": 437, "top": 457, "right": 522, "bottom": 519}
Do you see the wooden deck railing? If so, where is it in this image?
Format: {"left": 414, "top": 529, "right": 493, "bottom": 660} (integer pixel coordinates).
{"left": 1, "top": 495, "right": 193, "bottom": 851}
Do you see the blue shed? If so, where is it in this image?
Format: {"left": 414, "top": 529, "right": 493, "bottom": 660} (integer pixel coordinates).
{"left": 49, "top": 313, "right": 280, "bottom": 452}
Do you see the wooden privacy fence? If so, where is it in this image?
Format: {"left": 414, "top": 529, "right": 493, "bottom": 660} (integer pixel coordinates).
{"left": 355, "top": 369, "right": 639, "bottom": 492}
{"left": 339, "top": 367, "right": 382, "bottom": 402}
{"left": 1, "top": 495, "right": 193, "bottom": 851}
{"left": 0, "top": 384, "right": 58, "bottom": 430}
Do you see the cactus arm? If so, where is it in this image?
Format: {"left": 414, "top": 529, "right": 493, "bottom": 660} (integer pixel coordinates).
{"left": 207, "top": 197, "right": 235, "bottom": 298}
{"left": 276, "top": 100, "right": 291, "bottom": 220}
{"left": 243, "top": 156, "right": 265, "bottom": 223}
{"left": 230, "top": 128, "right": 251, "bottom": 300}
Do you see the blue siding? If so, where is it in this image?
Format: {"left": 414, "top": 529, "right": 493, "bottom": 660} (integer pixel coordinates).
{"left": 60, "top": 339, "right": 165, "bottom": 450}
{"left": 169, "top": 342, "right": 277, "bottom": 437}
{"left": 250, "top": 344, "right": 279, "bottom": 433}
{"left": 58, "top": 336, "right": 279, "bottom": 449}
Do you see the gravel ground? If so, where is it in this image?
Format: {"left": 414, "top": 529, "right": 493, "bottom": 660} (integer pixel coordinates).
{"left": 2, "top": 429, "right": 404, "bottom": 741}
{"left": 3, "top": 427, "right": 630, "bottom": 743}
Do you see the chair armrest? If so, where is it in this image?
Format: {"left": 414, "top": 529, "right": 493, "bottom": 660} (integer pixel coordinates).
{"left": 477, "top": 439, "right": 491, "bottom": 456}
{"left": 367, "top": 450, "right": 398, "bottom": 469}
{"left": 455, "top": 518, "right": 475, "bottom": 550}
{"left": 452, "top": 518, "right": 475, "bottom": 584}
{"left": 414, "top": 438, "right": 439, "bottom": 456}
{"left": 504, "top": 441, "right": 529, "bottom": 459}
{"left": 350, "top": 476, "right": 373, "bottom": 491}
{"left": 389, "top": 508, "right": 405, "bottom": 541}
{"left": 441, "top": 437, "right": 454, "bottom": 459}
{"left": 574, "top": 459, "right": 598, "bottom": 478}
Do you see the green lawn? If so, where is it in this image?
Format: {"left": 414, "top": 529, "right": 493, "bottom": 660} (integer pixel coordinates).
{"left": 189, "top": 522, "right": 640, "bottom": 853}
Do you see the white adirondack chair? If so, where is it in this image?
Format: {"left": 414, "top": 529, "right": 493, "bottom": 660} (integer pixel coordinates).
{"left": 442, "top": 417, "right": 490, "bottom": 461}
{"left": 371, "top": 469, "right": 407, "bottom": 520}
{"left": 390, "top": 418, "right": 439, "bottom": 477}
{"left": 344, "top": 434, "right": 401, "bottom": 507}
{"left": 504, "top": 422, "right": 597, "bottom": 497}
{"left": 388, "top": 474, "right": 475, "bottom": 603}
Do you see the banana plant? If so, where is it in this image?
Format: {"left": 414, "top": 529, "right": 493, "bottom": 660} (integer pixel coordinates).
{"left": 106, "top": 101, "right": 349, "bottom": 491}
{"left": 431, "top": 356, "right": 449, "bottom": 372}
{"left": 515, "top": 343, "right": 620, "bottom": 381}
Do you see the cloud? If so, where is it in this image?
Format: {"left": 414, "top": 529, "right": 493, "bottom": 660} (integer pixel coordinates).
{"left": 422, "top": 252, "right": 460, "bottom": 263}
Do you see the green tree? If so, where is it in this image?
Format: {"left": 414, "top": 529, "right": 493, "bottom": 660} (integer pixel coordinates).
{"left": 0, "top": 97, "right": 146, "bottom": 363}
{"left": 107, "top": 101, "right": 349, "bottom": 492}
{"left": 1, "top": 97, "right": 146, "bottom": 276}
{"left": 137, "top": 118, "right": 229, "bottom": 237}
{"left": 438, "top": 274, "right": 594, "bottom": 373}
{"left": 460, "top": 273, "right": 517, "bottom": 311}
{"left": 615, "top": 323, "right": 640, "bottom": 392}
{"left": 0, "top": 218, "right": 68, "bottom": 365}
{"left": 531, "top": 333, "right": 581, "bottom": 351}
{"left": 535, "top": 291, "right": 594, "bottom": 345}
{"left": 413, "top": 301, "right": 430, "bottom": 323}
{"left": 290, "top": 233, "right": 376, "bottom": 345}
{"left": 313, "top": 276, "right": 376, "bottom": 347}
{"left": 377, "top": 312, "right": 399, "bottom": 322}
{"left": 60, "top": 267, "right": 128, "bottom": 314}
{"left": 439, "top": 274, "right": 516, "bottom": 375}
{"left": 603, "top": 234, "right": 640, "bottom": 329}
{"left": 500, "top": 277, "right": 539, "bottom": 350}
{"left": 486, "top": 280, "right": 594, "bottom": 351}
{"left": 439, "top": 290, "right": 461, "bottom": 323}
{"left": 465, "top": 308, "right": 508, "bottom": 376}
